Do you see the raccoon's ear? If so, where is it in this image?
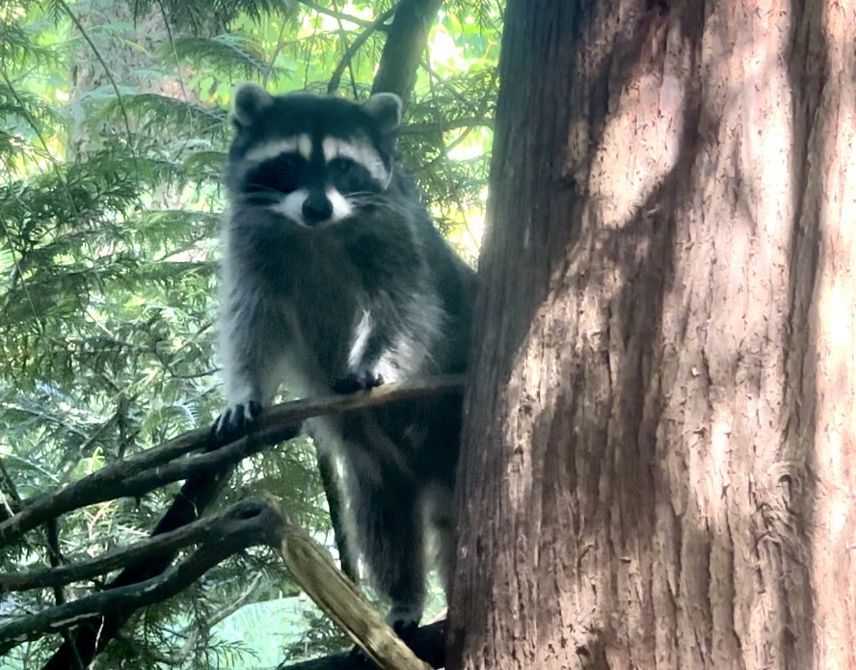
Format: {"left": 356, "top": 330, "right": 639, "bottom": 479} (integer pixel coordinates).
{"left": 363, "top": 93, "right": 402, "bottom": 134}
{"left": 232, "top": 83, "right": 273, "bottom": 128}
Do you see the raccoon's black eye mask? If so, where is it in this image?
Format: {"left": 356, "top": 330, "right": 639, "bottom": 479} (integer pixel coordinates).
{"left": 244, "top": 153, "right": 305, "bottom": 196}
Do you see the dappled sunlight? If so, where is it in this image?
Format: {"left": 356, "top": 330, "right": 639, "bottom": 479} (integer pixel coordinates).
{"left": 588, "top": 67, "right": 686, "bottom": 230}
{"left": 808, "top": 6, "right": 856, "bottom": 664}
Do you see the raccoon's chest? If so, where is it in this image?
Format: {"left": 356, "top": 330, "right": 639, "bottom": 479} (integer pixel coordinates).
{"left": 278, "top": 238, "right": 366, "bottom": 379}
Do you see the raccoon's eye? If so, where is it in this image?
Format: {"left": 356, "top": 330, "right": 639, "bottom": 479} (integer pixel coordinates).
{"left": 329, "top": 157, "right": 356, "bottom": 175}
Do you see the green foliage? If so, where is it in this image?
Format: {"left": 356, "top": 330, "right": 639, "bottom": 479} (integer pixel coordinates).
{"left": 0, "top": 0, "right": 500, "bottom": 667}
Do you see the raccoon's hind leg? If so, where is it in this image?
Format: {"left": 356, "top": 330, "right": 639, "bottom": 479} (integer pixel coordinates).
{"left": 345, "top": 457, "right": 426, "bottom": 637}
{"left": 423, "top": 482, "right": 456, "bottom": 598}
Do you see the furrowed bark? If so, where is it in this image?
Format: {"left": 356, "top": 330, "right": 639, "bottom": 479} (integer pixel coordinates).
{"left": 449, "top": 1, "right": 855, "bottom": 669}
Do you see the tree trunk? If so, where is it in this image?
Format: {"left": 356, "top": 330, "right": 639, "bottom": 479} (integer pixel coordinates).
{"left": 448, "top": 1, "right": 855, "bottom": 670}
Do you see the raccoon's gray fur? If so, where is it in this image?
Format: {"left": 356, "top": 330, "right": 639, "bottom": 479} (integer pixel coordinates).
{"left": 214, "top": 83, "right": 475, "bottom": 634}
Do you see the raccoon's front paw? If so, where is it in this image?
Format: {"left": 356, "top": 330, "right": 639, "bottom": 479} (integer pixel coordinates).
{"left": 332, "top": 368, "right": 385, "bottom": 394}
{"left": 211, "top": 400, "right": 262, "bottom": 444}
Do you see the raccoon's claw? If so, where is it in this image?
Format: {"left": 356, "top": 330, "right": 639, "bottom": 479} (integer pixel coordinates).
{"left": 332, "top": 369, "right": 385, "bottom": 394}
{"left": 211, "top": 401, "right": 262, "bottom": 444}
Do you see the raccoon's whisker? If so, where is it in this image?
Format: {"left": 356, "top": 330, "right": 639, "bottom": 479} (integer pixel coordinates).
{"left": 348, "top": 198, "right": 415, "bottom": 219}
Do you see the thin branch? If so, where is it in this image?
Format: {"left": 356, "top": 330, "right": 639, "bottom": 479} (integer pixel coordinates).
{"left": 154, "top": 0, "right": 191, "bottom": 132}
{"left": 57, "top": 0, "right": 137, "bottom": 164}
{"left": 139, "top": 571, "right": 264, "bottom": 665}
{"left": 327, "top": 4, "right": 397, "bottom": 95}
{"left": 0, "top": 376, "right": 464, "bottom": 547}
{"left": 398, "top": 117, "right": 495, "bottom": 135}
{"left": 0, "top": 499, "right": 267, "bottom": 592}
{"left": 297, "top": 0, "right": 380, "bottom": 30}
{"left": 44, "top": 519, "right": 65, "bottom": 602}
{"left": 0, "top": 456, "right": 23, "bottom": 522}
{"left": 0, "top": 499, "right": 283, "bottom": 646}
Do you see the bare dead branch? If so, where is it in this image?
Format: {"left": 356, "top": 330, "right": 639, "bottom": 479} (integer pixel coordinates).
{"left": 0, "top": 376, "right": 465, "bottom": 548}
{"left": 276, "top": 516, "right": 430, "bottom": 670}
{"left": 0, "top": 498, "right": 268, "bottom": 592}
{"left": 0, "top": 497, "right": 282, "bottom": 647}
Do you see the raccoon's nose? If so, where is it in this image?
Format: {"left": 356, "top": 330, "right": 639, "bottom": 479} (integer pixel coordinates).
{"left": 302, "top": 193, "right": 333, "bottom": 224}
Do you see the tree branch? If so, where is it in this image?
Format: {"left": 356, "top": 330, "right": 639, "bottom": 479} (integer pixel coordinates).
{"left": 370, "top": 0, "right": 443, "bottom": 102}
{"left": 0, "top": 456, "right": 22, "bottom": 523}
{"left": 38, "top": 375, "right": 464, "bottom": 670}
{"left": 0, "top": 498, "right": 283, "bottom": 647}
{"left": 4, "top": 495, "right": 439, "bottom": 670}
{"left": 0, "top": 376, "right": 465, "bottom": 547}
{"left": 297, "top": 0, "right": 381, "bottom": 30}
{"left": 327, "top": 4, "right": 398, "bottom": 95}
{"left": 0, "top": 498, "right": 267, "bottom": 592}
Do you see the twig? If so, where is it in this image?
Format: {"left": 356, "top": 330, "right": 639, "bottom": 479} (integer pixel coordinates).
{"left": 139, "top": 571, "right": 264, "bottom": 665}
{"left": 398, "top": 117, "right": 495, "bottom": 136}
{"left": 297, "top": 0, "right": 380, "bottom": 30}
{"left": 0, "top": 456, "right": 22, "bottom": 522}
{"left": 328, "top": 4, "right": 397, "bottom": 95}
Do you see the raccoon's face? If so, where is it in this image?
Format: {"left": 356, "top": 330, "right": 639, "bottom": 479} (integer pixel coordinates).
{"left": 225, "top": 84, "right": 401, "bottom": 228}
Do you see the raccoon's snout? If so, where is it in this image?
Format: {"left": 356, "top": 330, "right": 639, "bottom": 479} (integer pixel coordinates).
{"left": 302, "top": 192, "right": 333, "bottom": 225}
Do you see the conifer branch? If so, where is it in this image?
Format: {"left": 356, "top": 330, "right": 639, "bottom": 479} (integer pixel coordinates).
{"left": 57, "top": 0, "right": 137, "bottom": 165}
{"left": 297, "top": 0, "right": 382, "bottom": 30}
{"left": 327, "top": 4, "right": 398, "bottom": 95}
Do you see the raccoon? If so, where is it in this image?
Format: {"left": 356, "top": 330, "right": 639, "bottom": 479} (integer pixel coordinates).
{"left": 213, "top": 83, "right": 476, "bottom": 638}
